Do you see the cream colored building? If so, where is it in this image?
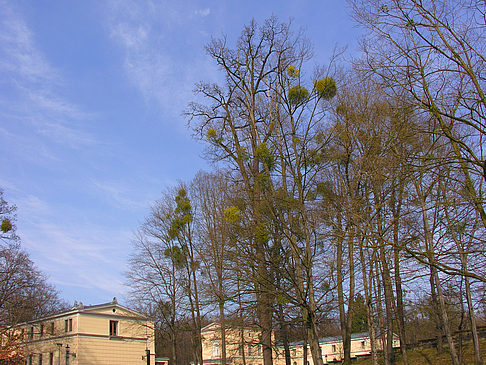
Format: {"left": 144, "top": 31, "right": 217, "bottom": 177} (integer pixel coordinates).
{"left": 19, "top": 298, "right": 155, "bottom": 365}
{"left": 201, "top": 322, "right": 275, "bottom": 365}
{"left": 201, "top": 323, "right": 399, "bottom": 365}
{"left": 285, "top": 332, "right": 399, "bottom": 364}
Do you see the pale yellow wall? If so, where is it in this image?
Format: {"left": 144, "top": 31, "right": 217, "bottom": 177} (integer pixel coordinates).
{"left": 76, "top": 336, "right": 150, "bottom": 365}
{"left": 78, "top": 315, "right": 150, "bottom": 338}
{"left": 22, "top": 315, "right": 78, "bottom": 342}
{"left": 23, "top": 337, "right": 77, "bottom": 365}
{"left": 201, "top": 324, "right": 276, "bottom": 365}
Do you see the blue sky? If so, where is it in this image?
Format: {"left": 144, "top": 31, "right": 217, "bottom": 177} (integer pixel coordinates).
{"left": 0, "top": 0, "right": 361, "bottom": 307}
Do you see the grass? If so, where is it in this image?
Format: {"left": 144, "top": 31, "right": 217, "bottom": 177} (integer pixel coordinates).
{"left": 355, "top": 338, "right": 486, "bottom": 364}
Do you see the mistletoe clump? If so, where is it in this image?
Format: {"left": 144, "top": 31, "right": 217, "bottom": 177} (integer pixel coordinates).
{"left": 223, "top": 206, "right": 241, "bottom": 223}
{"left": 288, "top": 85, "right": 309, "bottom": 105}
{"left": 255, "top": 142, "right": 275, "bottom": 170}
{"left": 314, "top": 77, "right": 337, "bottom": 100}
{"left": 1, "top": 218, "right": 12, "bottom": 233}
{"left": 286, "top": 64, "right": 300, "bottom": 77}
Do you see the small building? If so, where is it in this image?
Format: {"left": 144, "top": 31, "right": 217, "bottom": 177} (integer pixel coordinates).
{"left": 201, "top": 322, "right": 276, "bottom": 365}
{"left": 285, "top": 332, "right": 399, "bottom": 364}
{"left": 18, "top": 298, "right": 155, "bottom": 365}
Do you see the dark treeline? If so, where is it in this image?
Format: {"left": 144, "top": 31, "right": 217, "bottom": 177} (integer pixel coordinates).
{"left": 127, "top": 2, "right": 486, "bottom": 365}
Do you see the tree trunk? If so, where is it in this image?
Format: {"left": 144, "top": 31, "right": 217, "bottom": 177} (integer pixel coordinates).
{"left": 359, "top": 234, "right": 378, "bottom": 365}
{"left": 303, "top": 331, "right": 308, "bottom": 365}
{"left": 219, "top": 301, "right": 226, "bottom": 365}
{"left": 373, "top": 260, "right": 386, "bottom": 363}
{"left": 416, "top": 183, "right": 460, "bottom": 365}
{"left": 278, "top": 303, "right": 291, "bottom": 365}
{"left": 337, "top": 221, "right": 355, "bottom": 365}
{"left": 444, "top": 203, "right": 483, "bottom": 365}
{"left": 373, "top": 188, "right": 395, "bottom": 365}
{"left": 391, "top": 184, "right": 408, "bottom": 365}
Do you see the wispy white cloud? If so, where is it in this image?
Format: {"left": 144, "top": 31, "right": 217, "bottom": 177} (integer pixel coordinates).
{"left": 0, "top": 1, "right": 96, "bottom": 150}
{"left": 195, "top": 8, "right": 211, "bottom": 17}
{"left": 0, "top": 4, "right": 59, "bottom": 85}
{"left": 17, "top": 194, "right": 130, "bottom": 296}
{"left": 90, "top": 178, "right": 150, "bottom": 210}
{"left": 105, "top": 0, "right": 217, "bottom": 120}
{"left": 0, "top": 121, "right": 60, "bottom": 166}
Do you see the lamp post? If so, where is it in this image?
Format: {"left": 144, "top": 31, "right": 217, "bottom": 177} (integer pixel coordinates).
{"left": 146, "top": 349, "right": 150, "bottom": 365}
{"left": 56, "top": 343, "right": 62, "bottom": 365}
{"left": 65, "top": 345, "right": 70, "bottom": 365}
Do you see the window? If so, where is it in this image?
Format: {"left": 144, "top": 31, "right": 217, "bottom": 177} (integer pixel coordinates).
{"left": 212, "top": 341, "right": 220, "bottom": 358}
{"left": 361, "top": 341, "right": 365, "bottom": 349}
{"left": 248, "top": 345, "right": 252, "bottom": 357}
{"left": 332, "top": 345, "right": 336, "bottom": 353}
{"left": 28, "top": 354, "right": 32, "bottom": 365}
{"left": 49, "top": 353, "right": 53, "bottom": 365}
{"left": 38, "top": 353, "right": 42, "bottom": 365}
{"left": 257, "top": 345, "right": 261, "bottom": 356}
{"left": 40, "top": 324, "right": 44, "bottom": 337}
{"left": 292, "top": 349, "right": 296, "bottom": 357}
{"left": 29, "top": 327, "right": 34, "bottom": 340}
{"left": 238, "top": 346, "right": 243, "bottom": 356}
{"left": 65, "top": 319, "right": 73, "bottom": 332}
{"left": 109, "top": 320, "right": 118, "bottom": 336}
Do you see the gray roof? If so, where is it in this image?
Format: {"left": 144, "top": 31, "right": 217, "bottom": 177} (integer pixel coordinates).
{"left": 288, "top": 332, "right": 369, "bottom": 347}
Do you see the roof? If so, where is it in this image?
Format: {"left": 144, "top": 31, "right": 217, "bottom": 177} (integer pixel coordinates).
{"left": 19, "top": 297, "right": 150, "bottom": 325}
{"left": 201, "top": 321, "right": 260, "bottom": 333}
{"left": 288, "top": 332, "right": 369, "bottom": 347}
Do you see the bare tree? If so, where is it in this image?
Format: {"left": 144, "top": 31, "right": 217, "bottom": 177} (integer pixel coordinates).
{"left": 349, "top": 0, "right": 486, "bottom": 229}
{"left": 127, "top": 193, "right": 185, "bottom": 365}
{"left": 0, "top": 190, "right": 66, "bottom": 364}
{"left": 191, "top": 171, "right": 236, "bottom": 365}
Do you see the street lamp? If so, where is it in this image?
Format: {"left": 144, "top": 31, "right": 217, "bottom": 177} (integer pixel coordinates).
{"left": 56, "top": 343, "right": 62, "bottom": 365}
{"left": 65, "top": 345, "right": 70, "bottom": 365}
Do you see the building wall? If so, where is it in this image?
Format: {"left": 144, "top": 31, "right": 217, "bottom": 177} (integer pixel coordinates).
{"left": 76, "top": 336, "right": 150, "bottom": 365}
{"left": 201, "top": 324, "right": 276, "bottom": 365}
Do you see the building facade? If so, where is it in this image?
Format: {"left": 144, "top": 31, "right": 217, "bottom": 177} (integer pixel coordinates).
{"left": 201, "top": 323, "right": 274, "bottom": 365}
{"left": 201, "top": 322, "right": 399, "bottom": 365}
{"left": 285, "top": 332, "right": 399, "bottom": 364}
{"left": 19, "top": 298, "right": 155, "bottom": 365}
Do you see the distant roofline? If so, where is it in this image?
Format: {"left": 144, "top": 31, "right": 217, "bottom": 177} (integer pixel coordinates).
{"left": 288, "top": 332, "right": 370, "bottom": 347}
{"left": 202, "top": 321, "right": 260, "bottom": 333}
